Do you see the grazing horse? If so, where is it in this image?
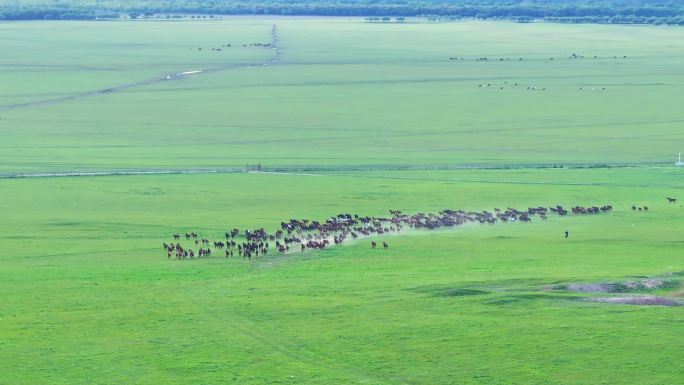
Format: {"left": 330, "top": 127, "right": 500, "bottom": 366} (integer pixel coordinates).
{"left": 383, "top": 242, "right": 389, "bottom": 249}
{"left": 371, "top": 241, "right": 377, "bottom": 249}
{"left": 667, "top": 197, "right": 677, "bottom": 204}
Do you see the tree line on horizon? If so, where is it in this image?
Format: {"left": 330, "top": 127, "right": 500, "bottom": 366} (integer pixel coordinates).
{"left": 1, "top": 0, "right": 683, "bottom": 25}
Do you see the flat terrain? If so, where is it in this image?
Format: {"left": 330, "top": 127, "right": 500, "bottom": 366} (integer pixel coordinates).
{"left": 0, "top": 18, "right": 683, "bottom": 385}
{"left": 2, "top": 19, "right": 684, "bottom": 172}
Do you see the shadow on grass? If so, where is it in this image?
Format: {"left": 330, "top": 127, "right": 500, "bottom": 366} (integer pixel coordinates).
{"left": 410, "top": 284, "right": 490, "bottom": 297}
{"left": 485, "top": 293, "right": 580, "bottom": 306}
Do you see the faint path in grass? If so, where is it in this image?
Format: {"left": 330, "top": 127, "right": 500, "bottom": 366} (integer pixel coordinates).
{"left": 0, "top": 24, "right": 281, "bottom": 112}
{"left": 1, "top": 169, "right": 243, "bottom": 178}
{"left": 201, "top": 307, "right": 403, "bottom": 384}
{"left": 0, "top": 169, "right": 322, "bottom": 178}
{"left": 2, "top": 163, "right": 684, "bottom": 190}
{"left": 192, "top": 285, "right": 421, "bottom": 385}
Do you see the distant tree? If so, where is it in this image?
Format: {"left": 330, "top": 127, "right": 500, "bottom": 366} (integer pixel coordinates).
{"left": 0, "top": 0, "right": 682, "bottom": 23}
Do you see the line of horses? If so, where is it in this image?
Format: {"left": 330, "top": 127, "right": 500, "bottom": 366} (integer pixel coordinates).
{"left": 162, "top": 203, "right": 613, "bottom": 260}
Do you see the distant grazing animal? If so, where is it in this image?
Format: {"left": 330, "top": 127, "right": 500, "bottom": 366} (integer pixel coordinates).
{"left": 667, "top": 197, "right": 677, "bottom": 204}
{"left": 383, "top": 242, "right": 389, "bottom": 249}
{"left": 371, "top": 241, "right": 377, "bottom": 249}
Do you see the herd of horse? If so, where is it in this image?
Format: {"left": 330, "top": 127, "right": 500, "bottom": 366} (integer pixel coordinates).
{"left": 162, "top": 203, "right": 614, "bottom": 260}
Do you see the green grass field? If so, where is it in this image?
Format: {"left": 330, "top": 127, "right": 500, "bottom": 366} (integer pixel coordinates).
{"left": 1, "top": 18, "right": 683, "bottom": 385}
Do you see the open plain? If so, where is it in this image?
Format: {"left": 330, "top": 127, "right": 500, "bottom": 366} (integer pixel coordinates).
{"left": 1, "top": 18, "right": 683, "bottom": 384}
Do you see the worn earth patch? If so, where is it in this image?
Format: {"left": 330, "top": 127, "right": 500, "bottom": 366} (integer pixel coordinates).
{"left": 559, "top": 278, "right": 677, "bottom": 293}
{"left": 554, "top": 275, "right": 682, "bottom": 306}
{"left": 592, "top": 296, "right": 682, "bottom": 306}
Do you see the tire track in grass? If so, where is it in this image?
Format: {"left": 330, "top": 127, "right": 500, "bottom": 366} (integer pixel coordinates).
{"left": 191, "top": 290, "right": 418, "bottom": 385}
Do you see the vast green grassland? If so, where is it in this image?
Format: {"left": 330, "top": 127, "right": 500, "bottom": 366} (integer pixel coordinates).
{"left": 1, "top": 18, "right": 683, "bottom": 385}
{"left": 1, "top": 19, "right": 684, "bottom": 172}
